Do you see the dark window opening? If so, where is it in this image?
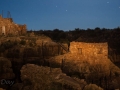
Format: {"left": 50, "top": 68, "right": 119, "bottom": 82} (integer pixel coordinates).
{"left": 78, "top": 48, "right": 82, "bottom": 54}
{"left": 98, "top": 48, "right": 102, "bottom": 54}
{"left": 2, "top": 33, "right": 5, "bottom": 35}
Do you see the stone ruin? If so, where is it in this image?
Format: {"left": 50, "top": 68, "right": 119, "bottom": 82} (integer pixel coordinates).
{"left": 0, "top": 15, "right": 26, "bottom": 36}
{"left": 69, "top": 41, "right": 108, "bottom": 57}
{"left": 49, "top": 41, "right": 120, "bottom": 75}
{"left": 48, "top": 41, "right": 120, "bottom": 90}
{"left": 49, "top": 41, "right": 109, "bottom": 64}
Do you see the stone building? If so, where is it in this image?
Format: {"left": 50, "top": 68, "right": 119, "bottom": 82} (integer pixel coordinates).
{"left": 69, "top": 41, "right": 108, "bottom": 57}
{"left": 0, "top": 15, "right": 26, "bottom": 36}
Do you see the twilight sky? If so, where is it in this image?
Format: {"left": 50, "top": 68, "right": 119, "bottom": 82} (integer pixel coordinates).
{"left": 0, "top": 0, "right": 120, "bottom": 31}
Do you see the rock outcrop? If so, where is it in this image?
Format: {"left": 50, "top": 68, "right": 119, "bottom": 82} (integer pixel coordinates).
{"left": 14, "top": 64, "right": 90, "bottom": 90}
{"left": 48, "top": 42, "right": 120, "bottom": 90}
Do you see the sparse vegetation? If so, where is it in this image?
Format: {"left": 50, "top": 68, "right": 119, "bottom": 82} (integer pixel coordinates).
{"left": 84, "top": 84, "right": 103, "bottom": 90}
{"left": 0, "top": 28, "right": 120, "bottom": 90}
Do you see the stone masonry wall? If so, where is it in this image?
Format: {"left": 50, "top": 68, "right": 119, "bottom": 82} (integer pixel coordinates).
{"left": 0, "top": 15, "right": 26, "bottom": 36}
{"left": 70, "top": 41, "right": 108, "bottom": 57}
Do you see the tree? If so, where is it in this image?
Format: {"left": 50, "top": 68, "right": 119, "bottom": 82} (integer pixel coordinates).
{"left": 95, "top": 27, "right": 101, "bottom": 31}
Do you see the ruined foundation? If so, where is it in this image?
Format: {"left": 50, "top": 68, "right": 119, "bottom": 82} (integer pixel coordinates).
{"left": 0, "top": 15, "right": 26, "bottom": 36}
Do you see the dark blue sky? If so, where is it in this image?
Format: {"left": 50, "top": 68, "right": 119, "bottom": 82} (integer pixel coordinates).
{"left": 0, "top": 0, "right": 120, "bottom": 30}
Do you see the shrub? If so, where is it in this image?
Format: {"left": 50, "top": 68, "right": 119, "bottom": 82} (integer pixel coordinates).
{"left": 84, "top": 84, "right": 103, "bottom": 90}
{"left": 20, "top": 40, "right": 26, "bottom": 45}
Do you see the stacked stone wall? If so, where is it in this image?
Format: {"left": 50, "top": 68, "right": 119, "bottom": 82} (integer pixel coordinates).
{"left": 0, "top": 15, "right": 26, "bottom": 36}
{"left": 70, "top": 42, "right": 108, "bottom": 57}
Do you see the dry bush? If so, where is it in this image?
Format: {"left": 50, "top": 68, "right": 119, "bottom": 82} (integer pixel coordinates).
{"left": 84, "top": 84, "right": 103, "bottom": 90}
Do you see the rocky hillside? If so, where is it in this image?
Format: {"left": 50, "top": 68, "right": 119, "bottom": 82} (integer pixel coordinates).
{"left": 48, "top": 52, "right": 120, "bottom": 90}
{"left": 11, "top": 64, "right": 103, "bottom": 90}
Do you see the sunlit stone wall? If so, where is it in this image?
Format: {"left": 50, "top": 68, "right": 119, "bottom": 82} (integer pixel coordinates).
{"left": 0, "top": 15, "right": 27, "bottom": 36}
{"left": 70, "top": 41, "right": 108, "bottom": 57}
